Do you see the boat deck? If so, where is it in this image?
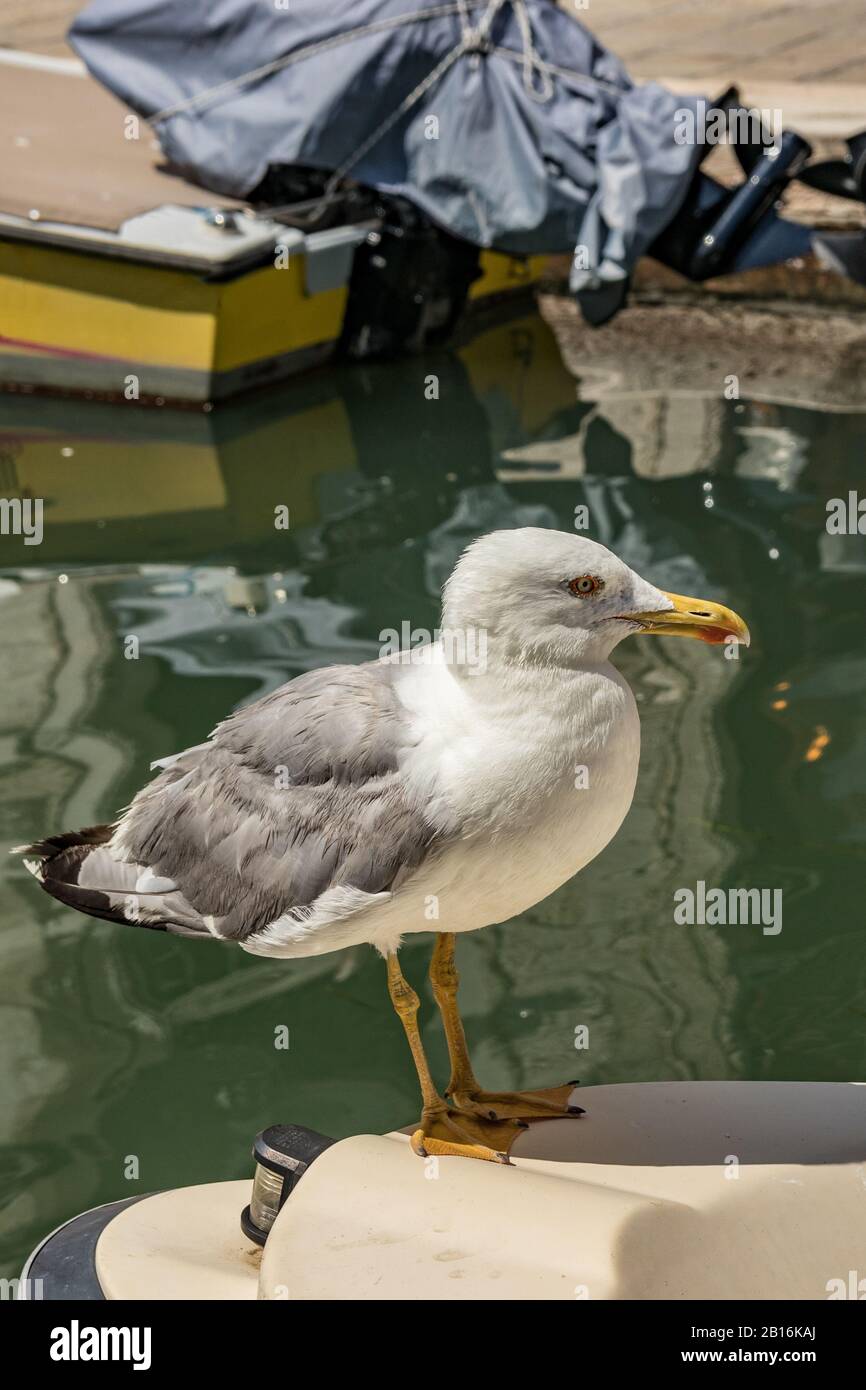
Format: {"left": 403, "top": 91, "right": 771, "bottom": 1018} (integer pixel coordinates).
{"left": 0, "top": 56, "right": 247, "bottom": 232}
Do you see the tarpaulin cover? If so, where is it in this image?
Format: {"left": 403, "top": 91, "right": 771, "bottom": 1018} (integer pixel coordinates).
{"left": 69, "top": 0, "right": 707, "bottom": 293}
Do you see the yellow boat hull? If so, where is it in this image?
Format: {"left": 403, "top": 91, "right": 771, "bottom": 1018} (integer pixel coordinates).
{"left": 0, "top": 234, "right": 546, "bottom": 404}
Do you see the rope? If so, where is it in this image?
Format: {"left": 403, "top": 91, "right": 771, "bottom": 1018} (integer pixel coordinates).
{"left": 150, "top": 0, "right": 572, "bottom": 129}
{"left": 492, "top": 45, "right": 623, "bottom": 100}
{"left": 510, "top": 0, "right": 554, "bottom": 101}
{"left": 147, "top": 0, "right": 624, "bottom": 223}
{"left": 317, "top": 0, "right": 560, "bottom": 206}
{"left": 321, "top": 25, "right": 478, "bottom": 199}
{"left": 150, "top": 4, "right": 479, "bottom": 125}
{"left": 456, "top": 0, "right": 474, "bottom": 38}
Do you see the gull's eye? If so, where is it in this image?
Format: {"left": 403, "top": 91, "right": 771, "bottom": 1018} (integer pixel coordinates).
{"left": 568, "top": 574, "right": 604, "bottom": 598}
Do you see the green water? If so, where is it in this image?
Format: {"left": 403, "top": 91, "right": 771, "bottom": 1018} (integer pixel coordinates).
{"left": 1, "top": 312, "right": 865, "bottom": 1275}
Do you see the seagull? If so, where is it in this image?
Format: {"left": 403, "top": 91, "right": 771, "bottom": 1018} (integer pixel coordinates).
{"left": 17, "top": 529, "right": 749, "bottom": 1163}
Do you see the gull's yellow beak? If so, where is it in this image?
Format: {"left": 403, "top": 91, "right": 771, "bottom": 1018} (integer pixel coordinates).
{"left": 621, "top": 591, "right": 751, "bottom": 647}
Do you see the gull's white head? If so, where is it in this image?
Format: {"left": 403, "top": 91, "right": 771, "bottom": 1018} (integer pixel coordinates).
{"left": 442, "top": 528, "right": 749, "bottom": 667}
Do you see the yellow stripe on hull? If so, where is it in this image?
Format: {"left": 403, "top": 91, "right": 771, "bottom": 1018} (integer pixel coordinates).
{"left": 471, "top": 251, "right": 546, "bottom": 299}
{"left": 214, "top": 255, "right": 347, "bottom": 373}
{"left": 0, "top": 236, "right": 544, "bottom": 403}
{"left": 0, "top": 240, "right": 218, "bottom": 370}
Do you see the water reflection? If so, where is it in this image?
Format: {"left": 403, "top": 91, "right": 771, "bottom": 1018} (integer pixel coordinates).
{"left": 1, "top": 311, "right": 865, "bottom": 1274}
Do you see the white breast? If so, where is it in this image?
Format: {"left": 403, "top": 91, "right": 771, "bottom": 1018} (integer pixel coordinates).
{"left": 383, "top": 650, "right": 641, "bottom": 942}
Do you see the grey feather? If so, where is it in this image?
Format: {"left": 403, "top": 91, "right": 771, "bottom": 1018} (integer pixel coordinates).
{"left": 113, "top": 663, "right": 443, "bottom": 941}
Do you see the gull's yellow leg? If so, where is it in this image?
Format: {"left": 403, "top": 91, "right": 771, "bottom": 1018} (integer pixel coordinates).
{"left": 385, "top": 952, "right": 510, "bottom": 1163}
{"left": 428, "top": 931, "right": 482, "bottom": 1095}
{"left": 429, "top": 933, "right": 584, "bottom": 1124}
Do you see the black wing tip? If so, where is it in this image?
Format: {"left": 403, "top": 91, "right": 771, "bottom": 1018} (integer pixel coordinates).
{"left": 16, "top": 824, "right": 174, "bottom": 933}
{"left": 38, "top": 875, "right": 170, "bottom": 932}
{"left": 11, "top": 824, "right": 115, "bottom": 862}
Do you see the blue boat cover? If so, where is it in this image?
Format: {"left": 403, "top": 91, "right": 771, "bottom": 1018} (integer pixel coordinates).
{"left": 70, "top": 0, "right": 706, "bottom": 295}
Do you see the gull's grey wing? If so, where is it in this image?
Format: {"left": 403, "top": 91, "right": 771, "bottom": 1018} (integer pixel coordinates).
{"left": 108, "top": 662, "right": 443, "bottom": 946}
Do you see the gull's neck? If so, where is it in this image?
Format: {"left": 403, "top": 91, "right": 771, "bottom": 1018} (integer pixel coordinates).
{"left": 432, "top": 637, "right": 623, "bottom": 717}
